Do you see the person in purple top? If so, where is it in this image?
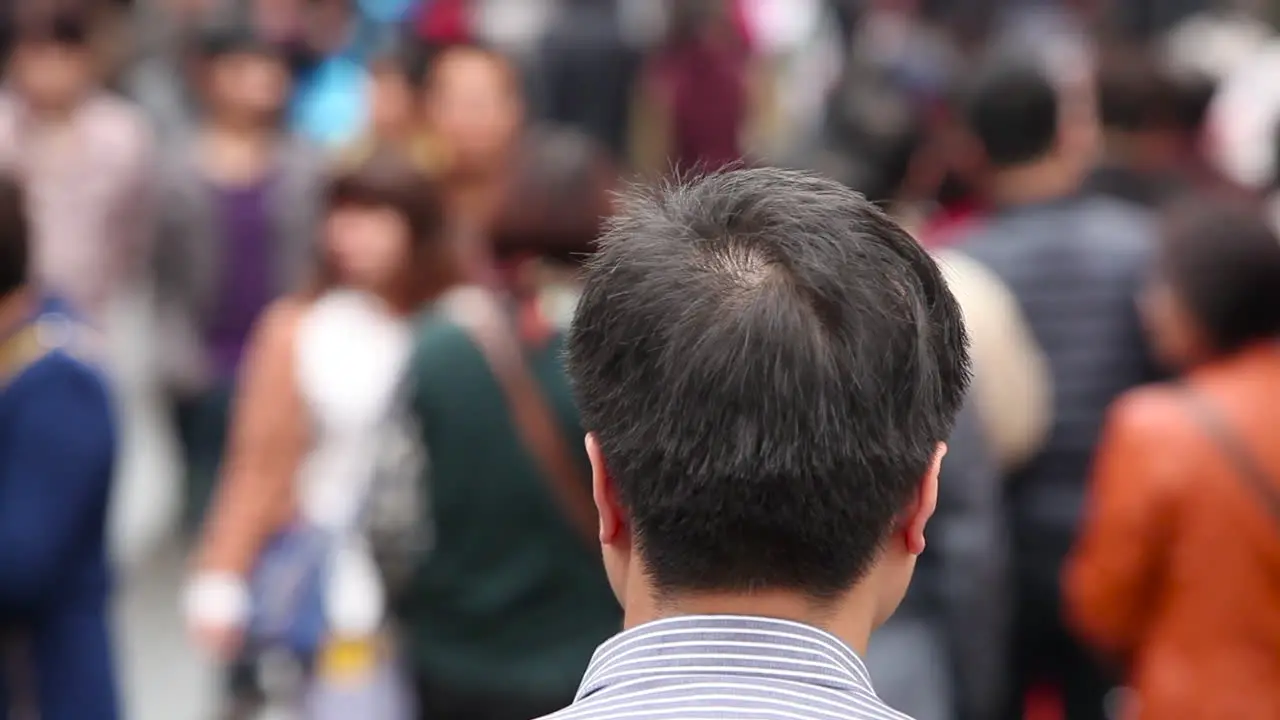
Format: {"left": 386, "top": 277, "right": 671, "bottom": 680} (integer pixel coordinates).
{"left": 151, "top": 26, "right": 325, "bottom": 533}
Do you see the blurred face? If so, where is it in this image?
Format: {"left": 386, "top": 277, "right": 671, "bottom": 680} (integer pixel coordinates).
{"left": 424, "top": 50, "right": 523, "bottom": 174}
{"left": 10, "top": 42, "right": 93, "bottom": 111}
{"left": 369, "top": 68, "right": 415, "bottom": 138}
{"left": 324, "top": 205, "right": 413, "bottom": 293}
{"left": 208, "top": 53, "right": 291, "bottom": 122}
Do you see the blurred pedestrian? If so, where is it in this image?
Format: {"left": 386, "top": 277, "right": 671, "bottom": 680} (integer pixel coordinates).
{"left": 489, "top": 125, "right": 615, "bottom": 328}
{"left": 400, "top": 123, "right": 619, "bottom": 720}
{"left": 187, "top": 157, "right": 454, "bottom": 718}
{"left": 1084, "top": 47, "right": 1192, "bottom": 209}
{"left": 0, "top": 173, "right": 119, "bottom": 720}
{"left": 814, "top": 48, "right": 988, "bottom": 251}
{"left": 635, "top": 0, "right": 752, "bottom": 174}
{"left": 124, "top": 0, "right": 251, "bottom": 144}
{"left": 0, "top": 8, "right": 154, "bottom": 321}
{"left": 339, "top": 44, "right": 442, "bottom": 172}
{"left": 1067, "top": 199, "right": 1280, "bottom": 720}
{"left": 363, "top": 47, "right": 420, "bottom": 145}
{"left": 849, "top": 98, "right": 1051, "bottom": 481}
{"left": 537, "top": 0, "right": 641, "bottom": 159}
{"left": 287, "top": 0, "right": 375, "bottom": 150}
{"left": 855, "top": 111, "right": 1016, "bottom": 720}
{"left": 420, "top": 42, "right": 525, "bottom": 285}
{"left": 152, "top": 26, "right": 326, "bottom": 534}
{"left": 952, "top": 54, "right": 1160, "bottom": 720}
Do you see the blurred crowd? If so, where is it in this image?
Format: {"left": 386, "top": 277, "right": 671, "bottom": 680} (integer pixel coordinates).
{"left": 5, "top": 0, "right": 1280, "bottom": 719}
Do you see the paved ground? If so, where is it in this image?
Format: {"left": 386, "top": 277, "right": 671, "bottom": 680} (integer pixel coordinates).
{"left": 105, "top": 290, "right": 216, "bottom": 720}
{"left": 115, "top": 543, "right": 217, "bottom": 720}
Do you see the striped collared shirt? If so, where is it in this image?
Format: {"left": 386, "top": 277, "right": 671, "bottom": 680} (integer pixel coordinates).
{"left": 541, "top": 615, "right": 914, "bottom": 720}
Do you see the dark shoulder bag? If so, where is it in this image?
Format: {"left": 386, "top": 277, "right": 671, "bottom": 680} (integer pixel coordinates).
{"left": 1181, "top": 386, "right": 1280, "bottom": 529}
{"left": 443, "top": 290, "right": 600, "bottom": 546}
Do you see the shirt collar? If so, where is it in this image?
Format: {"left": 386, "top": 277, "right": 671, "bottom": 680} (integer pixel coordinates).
{"left": 574, "top": 614, "right": 876, "bottom": 702}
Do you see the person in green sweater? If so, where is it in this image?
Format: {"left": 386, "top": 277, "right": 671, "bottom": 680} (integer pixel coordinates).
{"left": 400, "top": 124, "right": 621, "bottom": 720}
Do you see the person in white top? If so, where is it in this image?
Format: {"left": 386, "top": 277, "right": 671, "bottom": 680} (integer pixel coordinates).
{"left": 183, "top": 156, "right": 458, "bottom": 713}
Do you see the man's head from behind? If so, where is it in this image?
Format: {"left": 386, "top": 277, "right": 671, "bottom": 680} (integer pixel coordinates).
{"left": 962, "top": 53, "right": 1098, "bottom": 185}
{"left": 567, "top": 168, "right": 971, "bottom": 632}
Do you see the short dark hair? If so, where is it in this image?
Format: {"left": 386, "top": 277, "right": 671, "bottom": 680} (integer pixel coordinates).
{"left": 567, "top": 168, "right": 972, "bottom": 600}
{"left": 1096, "top": 48, "right": 1178, "bottom": 134}
{"left": 1159, "top": 199, "right": 1280, "bottom": 354}
{"left": 197, "top": 25, "right": 285, "bottom": 64}
{"left": 0, "top": 174, "right": 29, "bottom": 296}
{"left": 14, "top": 8, "right": 91, "bottom": 48}
{"left": 822, "top": 62, "right": 926, "bottom": 205}
{"left": 369, "top": 40, "right": 431, "bottom": 89}
{"left": 865, "top": 116, "right": 927, "bottom": 206}
{"left": 319, "top": 156, "right": 452, "bottom": 305}
{"left": 491, "top": 127, "right": 616, "bottom": 263}
{"left": 1172, "top": 73, "right": 1215, "bottom": 138}
{"left": 963, "top": 58, "right": 1059, "bottom": 167}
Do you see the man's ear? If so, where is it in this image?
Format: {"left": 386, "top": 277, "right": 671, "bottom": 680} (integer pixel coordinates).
{"left": 587, "top": 433, "right": 624, "bottom": 543}
{"left": 904, "top": 442, "right": 945, "bottom": 556}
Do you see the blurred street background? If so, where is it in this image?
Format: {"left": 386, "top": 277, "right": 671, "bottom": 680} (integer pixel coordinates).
{"left": 8, "top": 0, "right": 1280, "bottom": 718}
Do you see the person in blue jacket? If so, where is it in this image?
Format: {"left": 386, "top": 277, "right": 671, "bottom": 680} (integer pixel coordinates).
{"left": 0, "top": 173, "right": 119, "bottom": 720}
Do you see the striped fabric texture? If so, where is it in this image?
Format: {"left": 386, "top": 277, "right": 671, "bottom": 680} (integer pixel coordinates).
{"left": 542, "top": 615, "right": 915, "bottom": 720}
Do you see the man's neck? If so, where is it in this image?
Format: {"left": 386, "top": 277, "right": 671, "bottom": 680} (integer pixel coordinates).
{"left": 989, "top": 157, "right": 1081, "bottom": 209}
{"left": 622, "top": 584, "right": 880, "bottom": 655}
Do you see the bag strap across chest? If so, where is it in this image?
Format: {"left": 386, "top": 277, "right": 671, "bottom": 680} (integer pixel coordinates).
{"left": 442, "top": 288, "right": 599, "bottom": 546}
{"left": 1180, "top": 385, "right": 1280, "bottom": 531}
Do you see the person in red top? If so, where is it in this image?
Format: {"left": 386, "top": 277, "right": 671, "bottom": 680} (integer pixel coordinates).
{"left": 645, "top": 0, "right": 753, "bottom": 173}
{"left": 420, "top": 43, "right": 525, "bottom": 287}
{"left": 415, "top": 0, "right": 473, "bottom": 45}
{"left": 916, "top": 103, "right": 991, "bottom": 250}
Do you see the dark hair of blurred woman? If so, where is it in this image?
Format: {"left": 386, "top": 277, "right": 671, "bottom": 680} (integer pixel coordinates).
{"left": 315, "top": 155, "right": 456, "bottom": 309}
{"left": 1143, "top": 199, "right": 1280, "bottom": 369}
{"left": 490, "top": 127, "right": 616, "bottom": 265}
{"left": 1067, "top": 201, "right": 1280, "bottom": 720}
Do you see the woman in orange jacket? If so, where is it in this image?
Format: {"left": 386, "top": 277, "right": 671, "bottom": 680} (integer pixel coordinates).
{"left": 1066, "top": 199, "right": 1280, "bottom": 720}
